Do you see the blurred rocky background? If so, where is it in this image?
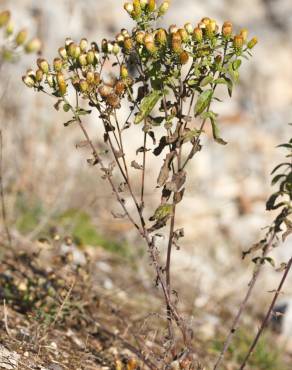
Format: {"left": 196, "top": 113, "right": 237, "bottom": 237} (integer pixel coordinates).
{"left": 0, "top": 0, "right": 291, "bottom": 367}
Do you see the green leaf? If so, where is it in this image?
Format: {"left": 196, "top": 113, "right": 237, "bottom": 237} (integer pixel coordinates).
{"left": 76, "top": 108, "right": 92, "bottom": 116}
{"left": 63, "top": 103, "right": 71, "bottom": 112}
{"left": 151, "top": 204, "right": 174, "bottom": 221}
{"left": 228, "top": 63, "right": 240, "bottom": 83}
{"left": 232, "top": 59, "right": 242, "bottom": 70}
{"left": 201, "top": 111, "right": 227, "bottom": 145}
{"left": 135, "top": 90, "right": 162, "bottom": 124}
{"left": 200, "top": 75, "right": 213, "bottom": 87}
{"left": 63, "top": 119, "right": 76, "bottom": 127}
{"left": 194, "top": 89, "right": 213, "bottom": 117}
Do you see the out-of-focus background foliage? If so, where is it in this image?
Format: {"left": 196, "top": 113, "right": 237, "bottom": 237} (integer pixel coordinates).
{"left": 0, "top": 0, "right": 292, "bottom": 366}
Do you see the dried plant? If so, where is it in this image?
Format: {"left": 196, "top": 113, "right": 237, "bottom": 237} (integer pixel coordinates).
{"left": 22, "top": 0, "right": 258, "bottom": 366}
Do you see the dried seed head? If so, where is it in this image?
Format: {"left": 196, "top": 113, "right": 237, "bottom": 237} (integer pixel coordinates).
{"left": 86, "top": 50, "right": 96, "bottom": 65}
{"left": 120, "top": 64, "right": 129, "bottom": 79}
{"left": 233, "top": 35, "right": 243, "bottom": 49}
{"left": 148, "top": 0, "right": 156, "bottom": 12}
{"left": 53, "top": 58, "right": 63, "bottom": 72}
{"left": 169, "top": 24, "right": 178, "bottom": 34}
{"left": 115, "top": 80, "right": 126, "bottom": 95}
{"left": 184, "top": 22, "right": 193, "bottom": 34}
{"left": 78, "top": 53, "right": 88, "bottom": 66}
{"left": 15, "top": 29, "right": 28, "bottom": 46}
{"left": 86, "top": 71, "right": 95, "bottom": 84}
{"left": 179, "top": 50, "right": 189, "bottom": 64}
{"left": 193, "top": 27, "right": 203, "bottom": 42}
{"left": 25, "top": 38, "right": 42, "bottom": 53}
{"left": 80, "top": 38, "right": 88, "bottom": 52}
{"left": 135, "top": 31, "right": 145, "bottom": 44}
{"left": 155, "top": 28, "right": 167, "bottom": 45}
{"left": 178, "top": 28, "right": 188, "bottom": 42}
{"left": 171, "top": 32, "right": 182, "bottom": 53}
{"left": 79, "top": 79, "right": 89, "bottom": 93}
{"left": 22, "top": 75, "right": 35, "bottom": 88}
{"left": 124, "top": 2, "right": 134, "bottom": 15}
{"left": 0, "top": 11, "right": 10, "bottom": 27}
{"left": 247, "top": 37, "right": 258, "bottom": 49}
{"left": 124, "top": 37, "right": 133, "bottom": 52}
{"left": 240, "top": 28, "right": 248, "bottom": 43}
{"left": 46, "top": 74, "right": 54, "bottom": 88}
{"left": 222, "top": 21, "right": 232, "bottom": 38}
{"left": 159, "top": 1, "right": 169, "bottom": 16}
{"left": 68, "top": 43, "right": 80, "bottom": 58}
{"left": 35, "top": 69, "right": 43, "bottom": 82}
{"left": 37, "top": 58, "right": 49, "bottom": 74}
{"left": 98, "top": 84, "right": 113, "bottom": 98}
{"left": 57, "top": 72, "right": 67, "bottom": 95}
{"left": 107, "top": 93, "right": 120, "bottom": 108}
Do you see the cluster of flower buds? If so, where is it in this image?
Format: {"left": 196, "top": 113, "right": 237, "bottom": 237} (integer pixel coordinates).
{"left": 0, "top": 9, "right": 42, "bottom": 59}
{"left": 124, "top": 0, "right": 170, "bottom": 21}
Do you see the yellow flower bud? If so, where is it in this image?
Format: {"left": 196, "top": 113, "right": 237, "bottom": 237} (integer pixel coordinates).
{"left": 159, "top": 1, "right": 169, "bottom": 16}
{"left": 15, "top": 29, "right": 28, "bottom": 46}
{"left": 124, "top": 37, "right": 133, "bottom": 52}
{"left": 155, "top": 29, "right": 167, "bottom": 45}
{"left": 86, "top": 50, "right": 96, "bottom": 65}
{"left": 135, "top": 31, "right": 145, "bottom": 44}
{"left": 58, "top": 47, "right": 67, "bottom": 59}
{"left": 35, "top": 69, "right": 43, "bottom": 82}
{"left": 37, "top": 58, "right": 49, "bottom": 74}
{"left": 179, "top": 51, "right": 189, "bottom": 65}
{"left": 222, "top": 21, "right": 232, "bottom": 38}
{"left": 79, "top": 79, "right": 89, "bottom": 93}
{"left": 184, "top": 22, "right": 193, "bottom": 34}
{"left": 145, "top": 41, "right": 157, "bottom": 54}
{"left": 0, "top": 11, "right": 10, "bottom": 27}
{"left": 86, "top": 71, "right": 94, "bottom": 84}
{"left": 148, "top": 0, "right": 156, "bottom": 12}
{"left": 133, "top": 0, "right": 142, "bottom": 17}
{"left": 120, "top": 64, "right": 129, "bottom": 79}
{"left": 68, "top": 43, "right": 80, "bottom": 58}
{"left": 169, "top": 24, "right": 178, "bottom": 34}
{"left": 143, "top": 33, "right": 154, "bottom": 44}
{"left": 112, "top": 43, "right": 120, "bottom": 55}
{"left": 57, "top": 73, "right": 67, "bottom": 95}
{"left": 178, "top": 28, "right": 188, "bottom": 42}
{"left": 206, "top": 23, "right": 214, "bottom": 38}
{"left": 124, "top": 3, "right": 134, "bottom": 15}
{"left": 121, "top": 29, "right": 130, "bottom": 38}
{"left": 53, "top": 58, "right": 63, "bottom": 72}
{"left": 171, "top": 32, "right": 182, "bottom": 53}
{"left": 25, "top": 38, "right": 42, "bottom": 53}
{"left": 201, "top": 17, "right": 211, "bottom": 26}
{"left": 240, "top": 28, "right": 248, "bottom": 43}
{"left": 233, "top": 35, "right": 243, "bottom": 49}
{"left": 140, "top": 0, "right": 148, "bottom": 9}
{"left": 78, "top": 53, "right": 87, "bottom": 66}
{"left": 5, "top": 21, "right": 14, "bottom": 36}
{"left": 247, "top": 37, "right": 258, "bottom": 49}
{"left": 46, "top": 74, "right": 54, "bottom": 88}
{"left": 22, "top": 75, "right": 35, "bottom": 88}
{"left": 127, "top": 358, "right": 138, "bottom": 370}
{"left": 209, "top": 19, "right": 217, "bottom": 32}
{"left": 116, "top": 33, "right": 125, "bottom": 44}
{"left": 193, "top": 27, "right": 203, "bottom": 42}
{"left": 80, "top": 38, "right": 88, "bottom": 52}
{"left": 65, "top": 38, "right": 74, "bottom": 47}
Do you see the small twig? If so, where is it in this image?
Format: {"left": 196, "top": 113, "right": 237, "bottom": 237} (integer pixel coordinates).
{"left": 0, "top": 130, "right": 12, "bottom": 246}
{"left": 239, "top": 256, "right": 292, "bottom": 370}
{"left": 3, "top": 299, "right": 12, "bottom": 337}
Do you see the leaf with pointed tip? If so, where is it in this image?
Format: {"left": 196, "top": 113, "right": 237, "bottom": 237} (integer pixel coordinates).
{"left": 201, "top": 111, "right": 227, "bottom": 145}
{"left": 134, "top": 90, "right": 162, "bottom": 124}
{"left": 194, "top": 89, "right": 213, "bottom": 117}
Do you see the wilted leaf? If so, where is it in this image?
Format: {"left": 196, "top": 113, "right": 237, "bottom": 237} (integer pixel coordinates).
{"left": 194, "top": 89, "right": 213, "bottom": 117}
{"left": 131, "top": 160, "right": 143, "bottom": 170}
{"left": 201, "top": 111, "right": 227, "bottom": 145}
{"left": 135, "top": 90, "right": 162, "bottom": 124}
{"left": 157, "top": 152, "right": 175, "bottom": 187}
{"left": 165, "top": 171, "right": 186, "bottom": 192}
{"left": 64, "top": 119, "right": 76, "bottom": 127}
{"left": 174, "top": 188, "right": 185, "bottom": 204}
